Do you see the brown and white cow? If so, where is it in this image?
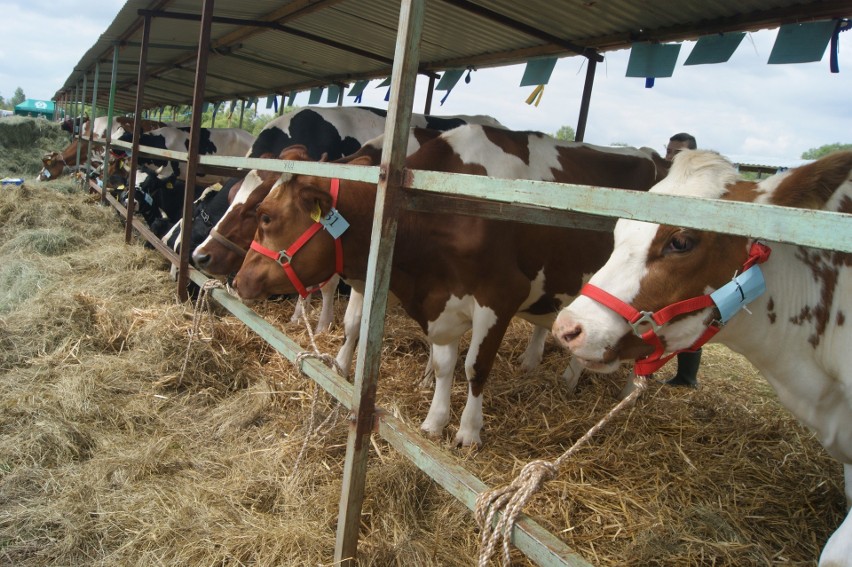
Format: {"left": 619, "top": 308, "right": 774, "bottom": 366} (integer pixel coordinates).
{"left": 191, "top": 106, "right": 500, "bottom": 334}
{"left": 38, "top": 117, "right": 166, "bottom": 181}
{"left": 553, "top": 150, "right": 852, "bottom": 566}
{"left": 232, "top": 124, "right": 668, "bottom": 446}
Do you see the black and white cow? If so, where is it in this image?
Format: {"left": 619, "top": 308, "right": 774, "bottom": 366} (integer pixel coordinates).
{"left": 117, "top": 126, "right": 255, "bottom": 185}
{"left": 162, "top": 176, "right": 245, "bottom": 256}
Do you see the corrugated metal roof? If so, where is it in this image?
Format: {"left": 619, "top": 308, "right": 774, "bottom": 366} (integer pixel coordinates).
{"left": 55, "top": 0, "right": 851, "bottom": 112}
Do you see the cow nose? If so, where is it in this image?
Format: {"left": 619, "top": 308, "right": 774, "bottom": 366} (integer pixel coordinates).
{"left": 193, "top": 250, "right": 210, "bottom": 269}
{"left": 553, "top": 315, "right": 584, "bottom": 349}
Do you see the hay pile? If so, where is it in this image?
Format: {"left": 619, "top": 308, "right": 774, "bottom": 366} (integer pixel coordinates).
{"left": 0, "top": 180, "right": 845, "bottom": 566}
{"left": 0, "top": 116, "right": 69, "bottom": 177}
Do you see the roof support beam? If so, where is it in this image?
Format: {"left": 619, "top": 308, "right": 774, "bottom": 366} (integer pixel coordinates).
{"left": 125, "top": 13, "right": 151, "bottom": 246}
{"left": 437, "top": 0, "right": 603, "bottom": 62}
{"left": 138, "top": 9, "right": 394, "bottom": 65}
{"left": 177, "top": 0, "right": 215, "bottom": 303}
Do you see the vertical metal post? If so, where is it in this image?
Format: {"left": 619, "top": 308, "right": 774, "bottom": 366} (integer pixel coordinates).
{"left": 337, "top": 85, "right": 344, "bottom": 106}
{"left": 333, "top": 0, "right": 423, "bottom": 564}
{"left": 575, "top": 56, "right": 597, "bottom": 143}
{"left": 102, "top": 43, "right": 121, "bottom": 202}
{"left": 424, "top": 74, "right": 435, "bottom": 114}
{"left": 76, "top": 73, "right": 87, "bottom": 183}
{"left": 176, "top": 0, "right": 215, "bottom": 302}
{"left": 87, "top": 61, "right": 100, "bottom": 181}
{"left": 238, "top": 99, "right": 245, "bottom": 129}
{"left": 125, "top": 14, "right": 152, "bottom": 245}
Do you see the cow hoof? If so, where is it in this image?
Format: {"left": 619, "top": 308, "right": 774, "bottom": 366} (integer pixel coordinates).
{"left": 420, "top": 421, "right": 445, "bottom": 439}
{"left": 454, "top": 430, "right": 482, "bottom": 448}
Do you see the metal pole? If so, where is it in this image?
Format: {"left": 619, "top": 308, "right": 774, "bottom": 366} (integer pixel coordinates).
{"left": 125, "top": 14, "right": 152, "bottom": 245}
{"left": 103, "top": 42, "right": 121, "bottom": 202}
{"left": 76, "top": 73, "right": 87, "bottom": 182}
{"left": 238, "top": 99, "right": 245, "bottom": 129}
{"left": 333, "top": 0, "right": 423, "bottom": 564}
{"left": 176, "top": 0, "right": 215, "bottom": 302}
{"left": 87, "top": 61, "right": 100, "bottom": 181}
{"left": 424, "top": 74, "right": 435, "bottom": 114}
{"left": 574, "top": 56, "right": 597, "bottom": 143}
{"left": 337, "top": 85, "right": 344, "bottom": 106}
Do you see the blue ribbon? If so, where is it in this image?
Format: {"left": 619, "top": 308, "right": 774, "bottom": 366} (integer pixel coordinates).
{"left": 354, "top": 93, "right": 363, "bottom": 103}
{"left": 830, "top": 19, "right": 850, "bottom": 74}
{"left": 440, "top": 89, "right": 452, "bottom": 105}
{"left": 384, "top": 87, "right": 391, "bottom": 102}
{"left": 645, "top": 77, "right": 655, "bottom": 88}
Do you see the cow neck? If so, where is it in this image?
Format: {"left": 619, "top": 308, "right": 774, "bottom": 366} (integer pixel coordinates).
{"left": 249, "top": 178, "right": 344, "bottom": 298}
{"left": 581, "top": 241, "right": 772, "bottom": 376}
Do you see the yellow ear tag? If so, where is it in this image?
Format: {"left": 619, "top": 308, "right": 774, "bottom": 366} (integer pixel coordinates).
{"left": 310, "top": 202, "right": 322, "bottom": 222}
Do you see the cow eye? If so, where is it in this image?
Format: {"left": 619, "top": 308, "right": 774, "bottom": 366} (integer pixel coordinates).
{"left": 259, "top": 213, "right": 271, "bottom": 225}
{"left": 666, "top": 233, "right": 695, "bottom": 254}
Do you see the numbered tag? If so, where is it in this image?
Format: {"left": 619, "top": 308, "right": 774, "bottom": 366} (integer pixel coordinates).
{"left": 143, "top": 191, "right": 154, "bottom": 206}
{"left": 320, "top": 208, "right": 349, "bottom": 239}
{"left": 42, "top": 169, "right": 51, "bottom": 179}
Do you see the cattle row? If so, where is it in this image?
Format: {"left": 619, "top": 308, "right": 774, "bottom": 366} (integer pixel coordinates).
{"left": 44, "top": 106, "right": 852, "bottom": 566}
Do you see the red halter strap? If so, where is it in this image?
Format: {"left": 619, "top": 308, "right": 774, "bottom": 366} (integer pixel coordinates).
{"left": 581, "top": 241, "right": 771, "bottom": 377}
{"left": 249, "top": 178, "right": 344, "bottom": 298}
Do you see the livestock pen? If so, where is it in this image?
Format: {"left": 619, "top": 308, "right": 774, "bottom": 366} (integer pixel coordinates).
{"left": 36, "top": 0, "right": 852, "bottom": 565}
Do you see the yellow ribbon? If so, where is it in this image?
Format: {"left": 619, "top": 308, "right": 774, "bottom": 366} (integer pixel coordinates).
{"left": 525, "top": 84, "right": 545, "bottom": 107}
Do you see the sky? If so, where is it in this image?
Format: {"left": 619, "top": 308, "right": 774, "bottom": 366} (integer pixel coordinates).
{"left": 0, "top": 1, "right": 849, "bottom": 166}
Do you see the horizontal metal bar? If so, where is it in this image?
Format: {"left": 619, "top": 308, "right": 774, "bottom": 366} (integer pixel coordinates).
{"left": 200, "top": 154, "right": 382, "bottom": 183}
{"left": 405, "top": 169, "right": 852, "bottom": 253}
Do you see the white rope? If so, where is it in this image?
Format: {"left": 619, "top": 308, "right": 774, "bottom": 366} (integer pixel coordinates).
{"left": 290, "top": 296, "right": 343, "bottom": 477}
{"left": 178, "top": 279, "right": 231, "bottom": 385}
{"left": 475, "top": 374, "right": 649, "bottom": 566}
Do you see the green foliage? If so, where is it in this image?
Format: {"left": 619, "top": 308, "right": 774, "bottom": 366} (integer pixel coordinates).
{"left": 553, "top": 125, "right": 575, "bottom": 141}
{"left": 9, "top": 87, "right": 26, "bottom": 108}
{"left": 801, "top": 143, "right": 852, "bottom": 160}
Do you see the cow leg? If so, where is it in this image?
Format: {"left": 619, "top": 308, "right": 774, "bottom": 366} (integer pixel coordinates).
{"left": 561, "top": 356, "right": 586, "bottom": 393}
{"left": 420, "top": 340, "right": 461, "bottom": 439}
{"left": 456, "top": 314, "right": 512, "bottom": 447}
{"left": 418, "top": 346, "right": 435, "bottom": 389}
{"left": 518, "top": 324, "right": 548, "bottom": 372}
{"left": 335, "top": 289, "right": 363, "bottom": 378}
{"left": 819, "top": 464, "right": 852, "bottom": 566}
{"left": 315, "top": 274, "right": 340, "bottom": 334}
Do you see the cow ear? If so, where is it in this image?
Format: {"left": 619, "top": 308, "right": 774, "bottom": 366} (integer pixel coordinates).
{"left": 348, "top": 155, "right": 374, "bottom": 167}
{"left": 297, "top": 182, "right": 333, "bottom": 217}
{"left": 279, "top": 145, "right": 310, "bottom": 161}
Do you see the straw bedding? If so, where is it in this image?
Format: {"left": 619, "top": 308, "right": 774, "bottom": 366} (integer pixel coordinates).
{"left": 0, "top": 177, "right": 844, "bottom": 566}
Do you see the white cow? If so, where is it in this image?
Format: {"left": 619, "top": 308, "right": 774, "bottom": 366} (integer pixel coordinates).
{"left": 553, "top": 150, "right": 852, "bottom": 566}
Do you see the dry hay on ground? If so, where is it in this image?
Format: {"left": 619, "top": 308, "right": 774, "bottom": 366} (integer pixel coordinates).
{"left": 0, "top": 117, "right": 69, "bottom": 178}
{"left": 0, "top": 181, "right": 845, "bottom": 566}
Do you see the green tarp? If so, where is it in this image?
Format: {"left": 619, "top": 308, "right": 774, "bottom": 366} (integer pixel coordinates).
{"left": 13, "top": 99, "right": 58, "bottom": 119}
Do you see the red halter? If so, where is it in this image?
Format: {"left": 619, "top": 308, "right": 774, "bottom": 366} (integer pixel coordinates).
{"left": 580, "top": 241, "right": 771, "bottom": 376}
{"left": 249, "top": 178, "right": 345, "bottom": 298}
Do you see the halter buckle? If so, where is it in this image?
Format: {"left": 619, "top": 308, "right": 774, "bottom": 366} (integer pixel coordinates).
{"left": 630, "top": 311, "right": 660, "bottom": 337}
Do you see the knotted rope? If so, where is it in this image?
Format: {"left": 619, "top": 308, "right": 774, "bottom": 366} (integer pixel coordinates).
{"left": 475, "top": 374, "right": 649, "bottom": 566}
{"left": 290, "top": 296, "right": 343, "bottom": 477}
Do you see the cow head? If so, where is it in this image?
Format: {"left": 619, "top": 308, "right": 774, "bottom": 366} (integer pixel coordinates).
{"left": 553, "top": 150, "right": 852, "bottom": 374}
{"left": 191, "top": 151, "right": 289, "bottom": 276}
{"left": 233, "top": 147, "right": 360, "bottom": 300}
{"left": 38, "top": 152, "right": 66, "bottom": 181}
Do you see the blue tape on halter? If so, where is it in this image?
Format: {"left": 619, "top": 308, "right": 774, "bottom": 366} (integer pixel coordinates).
{"left": 709, "top": 265, "right": 767, "bottom": 323}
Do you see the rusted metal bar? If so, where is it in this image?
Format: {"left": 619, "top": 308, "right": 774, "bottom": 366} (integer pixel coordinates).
{"left": 87, "top": 62, "right": 100, "bottom": 181}
{"left": 333, "top": 0, "right": 423, "bottom": 564}
{"left": 424, "top": 74, "right": 435, "bottom": 114}
{"left": 125, "top": 14, "right": 152, "bottom": 245}
{"left": 76, "top": 73, "right": 87, "bottom": 182}
{"left": 102, "top": 43, "right": 121, "bottom": 203}
{"left": 176, "top": 0, "right": 215, "bottom": 303}
{"left": 575, "top": 57, "right": 597, "bottom": 142}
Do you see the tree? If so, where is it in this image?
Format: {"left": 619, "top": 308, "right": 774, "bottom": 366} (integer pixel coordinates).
{"left": 801, "top": 143, "right": 852, "bottom": 160}
{"left": 553, "top": 125, "right": 575, "bottom": 141}
{"left": 9, "top": 87, "right": 25, "bottom": 107}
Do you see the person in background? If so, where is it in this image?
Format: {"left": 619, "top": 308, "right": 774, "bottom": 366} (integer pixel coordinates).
{"left": 665, "top": 132, "right": 697, "bottom": 161}
{"left": 664, "top": 132, "right": 701, "bottom": 387}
